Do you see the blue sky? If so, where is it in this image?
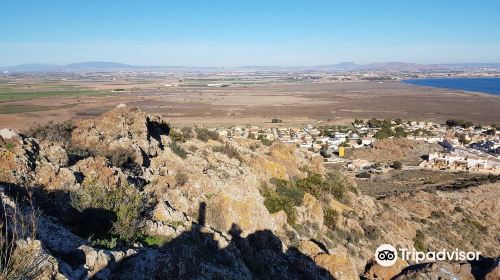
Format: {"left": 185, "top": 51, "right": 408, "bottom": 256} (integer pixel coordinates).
{"left": 1, "top": 0, "right": 500, "bottom": 66}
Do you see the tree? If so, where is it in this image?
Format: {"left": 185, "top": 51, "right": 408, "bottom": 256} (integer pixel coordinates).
{"left": 458, "top": 134, "right": 470, "bottom": 145}
{"left": 353, "top": 119, "right": 365, "bottom": 126}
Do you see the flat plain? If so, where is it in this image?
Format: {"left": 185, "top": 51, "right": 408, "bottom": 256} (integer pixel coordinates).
{"left": 1, "top": 76, "right": 499, "bottom": 129}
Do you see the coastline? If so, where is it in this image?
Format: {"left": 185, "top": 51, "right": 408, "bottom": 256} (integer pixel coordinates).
{"left": 401, "top": 77, "right": 500, "bottom": 97}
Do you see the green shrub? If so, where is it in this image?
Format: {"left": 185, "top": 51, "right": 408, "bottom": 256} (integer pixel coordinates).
{"left": 141, "top": 235, "right": 170, "bottom": 247}
{"left": 212, "top": 143, "right": 241, "bottom": 161}
{"left": 171, "top": 141, "right": 188, "bottom": 159}
{"left": 88, "top": 235, "right": 118, "bottom": 249}
{"left": 394, "top": 126, "right": 407, "bottom": 137}
{"left": 270, "top": 172, "right": 355, "bottom": 204}
{"left": 275, "top": 184, "right": 304, "bottom": 206}
{"left": 374, "top": 127, "right": 394, "bottom": 140}
{"left": 260, "top": 138, "right": 274, "bottom": 146}
{"left": 195, "top": 128, "right": 219, "bottom": 142}
{"left": 257, "top": 134, "right": 274, "bottom": 146}
{"left": 446, "top": 119, "right": 473, "bottom": 128}
{"left": 356, "top": 172, "right": 371, "bottom": 178}
{"left": 295, "top": 173, "right": 324, "bottom": 197}
{"left": 413, "top": 230, "right": 427, "bottom": 252}
{"left": 169, "top": 129, "right": 186, "bottom": 143}
{"left": 71, "top": 178, "right": 144, "bottom": 243}
{"left": 323, "top": 208, "right": 339, "bottom": 230}
{"left": 5, "top": 143, "right": 15, "bottom": 150}
{"left": 260, "top": 184, "right": 297, "bottom": 225}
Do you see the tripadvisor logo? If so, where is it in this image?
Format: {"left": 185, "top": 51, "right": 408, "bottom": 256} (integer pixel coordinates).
{"left": 375, "top": 244, "right": 481, "bottom": 267}
{"left": 375, "top": 244, "right": 398, "bottom": 267}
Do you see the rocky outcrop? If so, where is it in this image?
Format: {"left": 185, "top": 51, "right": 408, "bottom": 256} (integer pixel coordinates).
{"left": 362, "top": 258, "right": 408, "bottom": 280}
{"left": 1, "top": 107, "right": 499, "bottom": 279}
{"left": 0, "top": 128, "right": 39, "bottom": 185}
{"left": 71, "top": 107, "right": 170, "bottom": 165}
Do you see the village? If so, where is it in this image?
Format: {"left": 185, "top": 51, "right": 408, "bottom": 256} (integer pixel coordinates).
{"left": 212, "top": 118, "right": 500, "bottom": 175}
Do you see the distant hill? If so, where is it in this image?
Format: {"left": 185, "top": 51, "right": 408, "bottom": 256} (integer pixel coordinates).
{"left": 65, "top": 61, "right": 134, "bottom": 70}
{"left": 2, "top": 61, "right": 500, "bottom": 73}
{"left": 0, "top": 61, "right": 136, "bottom": 72}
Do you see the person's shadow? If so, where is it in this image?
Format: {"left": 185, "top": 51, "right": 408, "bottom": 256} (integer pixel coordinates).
{"left": 111, "top": 202, "right": 334, "bottom": 279}
{"left": 0, "top": 183, "right": 334, "bottom": 279}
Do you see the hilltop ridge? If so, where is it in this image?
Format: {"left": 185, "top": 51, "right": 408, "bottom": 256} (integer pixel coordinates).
{"left": 0, "top": 106, "right": 499, "bottom": 279}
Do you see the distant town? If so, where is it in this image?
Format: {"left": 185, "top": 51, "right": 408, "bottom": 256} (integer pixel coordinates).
{"left": 208, "top": 118, "right": 500, "bottom": 174}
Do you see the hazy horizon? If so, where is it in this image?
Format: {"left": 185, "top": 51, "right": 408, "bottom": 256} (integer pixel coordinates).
{"left": 1, "top": 0, "right": 500, "bottom": 67}
{"left": 4, "top": 60, "right": 500, "bottom": 69}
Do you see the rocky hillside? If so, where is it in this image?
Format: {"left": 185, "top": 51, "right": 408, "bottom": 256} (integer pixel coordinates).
{"left": 0, "top": 107, "right": 498, "bottom": 280}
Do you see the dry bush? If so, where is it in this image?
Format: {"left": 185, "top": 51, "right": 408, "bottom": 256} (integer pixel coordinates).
{"left": 323, "top": 208, "right": 339, "bottom": 230}
{"left": 175, "top": 173, "right": 189, "bottom": 186}
{"left": 195, "top": 128, "right": 219, "bottom": 142}
{"left": 0, "top": 192, "right": 46, "bottom": 280}
{"left": 171, "top": 142, "right": 188, "bottom": 159}
{"left": 212, "top": 143, "right": 241, "bottom": 161}
{"left": 24, "top": 120, "right": 75, "bottom": 145}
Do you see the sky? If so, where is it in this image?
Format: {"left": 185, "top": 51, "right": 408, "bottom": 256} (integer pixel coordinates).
{"left": 1, "top": 0, "right": 500, "bottom": 67}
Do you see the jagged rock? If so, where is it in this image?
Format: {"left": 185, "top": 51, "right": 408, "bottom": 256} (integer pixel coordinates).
{"left": 0, "top": 130, "right": 38, "bottom": 185}
{"left": 36, "top": 215, "right": 89, "bottom": 262}
{"left": 78, "top": 245, "right": 137, "bottom": 279}
{"left": 71, "top": 107, "right": 169, "bottom": 162}
{"left": 2, "top": 107, "right": 499, "bottom": 279}
{"left": 0, "top": 128, "right": 18, "bottom": 139}
{"left": 296, "top": 193, "right": 325, "bottom": 236}
{"left": 244, "top": 153, "right": 289, "bottom": 180}
{"left": 485, "top": 259, "right": 500, "bottom": 280}
{"left": 362, "top": 258, "right": 408, "bottom": 280}
{"left": 314, "top": 251, "right": 358, "bottom": 280}
{"left": 41, "top": 142, "right": 69, "bottom": 166}
{"left": 298, "top": 240, "right": 326, "bottom": 258}
{"left": 14, "top": 238, "right": 69, "bottom": 280}
{"left": 113, "top": 226, "right": 253, "bottom": 280}
{"left": 73, "top": 156, "right": 127, "bottom": 188}
{"left": 152, "top": 201, "right": 188, "bottom": 223}
{"left": 269, "top": 142, "right": 303, "bottom": 179}
{"left": 393, "top": 261, "right": 475, "bottom": 280}
{"left": 298, "top": 241, "right": 357, "bottom": 280}
{"left": 206, "top": 191, "right": 276, "bottom": 234}
{"left": 35, "top": 163, "right": 77, "bottom": 191}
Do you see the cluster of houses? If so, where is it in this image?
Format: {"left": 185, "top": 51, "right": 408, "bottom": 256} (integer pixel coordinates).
{"left": 422, "top": 140, "right": 500, "bottom": 173}
{"left": 213, "top": 119, "right": 500, "bottom": 174}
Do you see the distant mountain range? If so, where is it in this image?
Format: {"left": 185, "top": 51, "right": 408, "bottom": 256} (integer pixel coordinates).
{"left": 2, "top": 61, "right": 500, "bottom": 73}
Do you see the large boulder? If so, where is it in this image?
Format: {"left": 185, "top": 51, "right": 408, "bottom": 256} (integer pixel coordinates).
{"left": 40, "top": 142, "right": 69, "bottom": 167}
{"left": 71, "top": 107, "right": 170, "bottom": 165}
{"left": 35, "top": 163, "right": 77, "bottom": 191}
{"left": 298, "top": 240, "right": 358, "bottom": 280}
{"left": 0, "top": 128, "right": 39, "bottom": 185}
{"left": 72, "top": 156, "right": 128, "bottom": 189}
